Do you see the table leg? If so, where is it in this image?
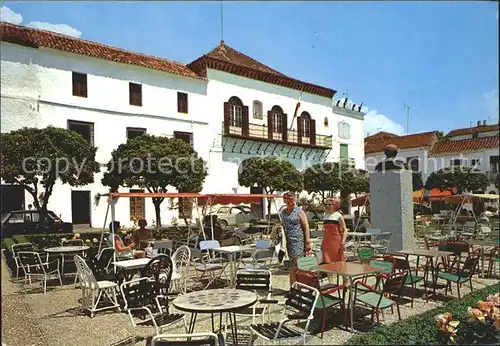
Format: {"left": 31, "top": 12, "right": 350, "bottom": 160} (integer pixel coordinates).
{"left": 348, "top": 276, "right": 354, "bottom": 332}
{"left": 188, "top": 313, "right": 198, "bottom": 334}
{"left": 228, "top": 312, "right": 238, "bottom": 346}
{"left": 481, "top": 249, "right": 485, "bottom": 278}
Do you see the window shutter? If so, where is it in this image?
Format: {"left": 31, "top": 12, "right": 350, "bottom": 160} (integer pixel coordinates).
{"left": 223, "top": 102, "right": 230, "bottom": 134}
{"left": 267, "top": 111, "right": 273, "bottom": 140}
{"left": 310, "top": 119, "right": 316, "bottom": 145}
{"left": 282, "top": 113, "right": 288, "bottom": 142}
{"left": 297, "top": 117, "right": 303, "bottom": 144}
{"left": 242, "top": 106, "right": 249, "bottom": 136}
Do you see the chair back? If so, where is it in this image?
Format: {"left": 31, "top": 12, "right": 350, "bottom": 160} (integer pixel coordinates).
{"left": 357, "top": 246, "right": 375, "bottom": 264}
{"left": 120, "top": 277, "right": 157, "bottom": 310}
{"left": 17, "top": 251, "right": 44, "bottom": 272}
{"left": 97, "top": 247, "right": 115, "bottom": 271}
{"left": 284, "top": 282, "right": 320, "bottom": 319}
{"left": 295, "top": 269, "right": 321, "bottom": 291}
{"left": 153, "top": 240, "right": 173, "bottom": 255}
{"left": 255, "top": 240, "right": 272, "bottom": 249}
{"left": 12, "top": 243, "right": 34, "bottom": 257}
{"left": 296, "top": 253, "right": 319, "bottom": 270}
{"left": 369, "top": 259, "right": 394, "bottom": 274}
{"left": 384, "top": 254, "right": 411, "bottom": 271}
{"left": 382, "top": 273, "right": 407, "bottom": 295}
{"left": 172, "top": 245, "right": 191, "bottom": 275}
{"left": 62, "top": 239, "right": 84, "bottom": 247}
{"left": 74, "top": 254, "right": 100, "bottom": 289}
{"left": 438, "top": 241, "right": 470, "bottom": 257}
{"left": 235, "top": 269, "right": 271, "bottom": 294}
{"left": 460, "top": 252, "right": 480, "bottom": 277}
{"left": 140, "top": 254, "right": 173, "bottom": 296}
{"left": 151, "top": 333, "right": 220, "bottom": 346}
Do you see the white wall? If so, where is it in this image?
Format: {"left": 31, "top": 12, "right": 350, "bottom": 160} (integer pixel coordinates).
{"left": 449, "top": 130, "right": 498, "bottom": 141}
{"left": 1, "top": 42, "right": 211, "bottom": 227}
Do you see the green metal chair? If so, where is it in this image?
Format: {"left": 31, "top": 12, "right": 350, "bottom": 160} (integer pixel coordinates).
{"left": 384, "top": 254, "right": 426, "bottom": 307}
{"left": 353, "top": 272, "right": 408, "bottom": 323}
{"left": 436, "top": 250, "right": 480, "bottom": 298}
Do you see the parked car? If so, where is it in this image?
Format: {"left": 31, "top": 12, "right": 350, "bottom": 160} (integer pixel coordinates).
{"left": 209, "top": 204, "right": 260, "bottom": 228}
{"left": 1, "top": 210, "right": 73, "bottom": 237}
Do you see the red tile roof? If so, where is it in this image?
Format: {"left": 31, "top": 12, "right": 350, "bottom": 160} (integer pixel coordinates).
{"left": 188, "top": 41, "right": 336, "bottom": 99}
{"left": 365, "top": 131, "right": 440, "bottom": 155}
{"left": 0, "top": 22, "right": 203, "bottom": 80}
{"left": 429, "top": 136, "right": 499, "bottom": 156}
{"left": 365, "top": 131, "right": 397, "bottom": 141}
{"left": 446, "top": 123, "right": 499, "bottom": 137}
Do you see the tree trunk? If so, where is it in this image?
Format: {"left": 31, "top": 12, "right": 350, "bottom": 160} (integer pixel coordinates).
{"left": 340, "top": 190, "right": 350, "bottom": 214}
{"left": 153, "top": 198, "right": 162, "bottom": 228}
{"left": 265, "top": 188, "right": 274, "bottom": 217}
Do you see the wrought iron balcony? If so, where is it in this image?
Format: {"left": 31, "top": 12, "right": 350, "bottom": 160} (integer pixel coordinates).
{"left": 222, "top": 122, "right": 332, "bottom": 149}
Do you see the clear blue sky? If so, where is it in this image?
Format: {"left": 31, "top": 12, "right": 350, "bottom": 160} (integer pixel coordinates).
{"left": 2, "top": 1, "right": 498, "bottom": 136}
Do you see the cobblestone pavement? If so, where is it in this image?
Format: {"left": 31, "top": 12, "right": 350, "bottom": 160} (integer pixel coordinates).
{"left": 1, "top": 253, "right": 498, "bottom": 346}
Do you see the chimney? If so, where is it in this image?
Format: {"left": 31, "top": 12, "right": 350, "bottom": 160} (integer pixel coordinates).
{"left": 483, "top": 120, "right": 487, "bottom": 126}
{"left": 477, "top": 120, "right": 481, "bottom": 127}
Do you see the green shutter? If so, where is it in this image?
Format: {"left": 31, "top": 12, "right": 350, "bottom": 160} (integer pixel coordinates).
{"left": 340, "top": 144, "right": 348, "bottom": 159}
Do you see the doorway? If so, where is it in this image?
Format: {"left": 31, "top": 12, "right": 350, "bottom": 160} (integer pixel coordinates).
{"left": 1, "top": 185, "right": 25, "bottom": 216}
{"left": 71, "top": 190, "right": 91, "bottom": 225}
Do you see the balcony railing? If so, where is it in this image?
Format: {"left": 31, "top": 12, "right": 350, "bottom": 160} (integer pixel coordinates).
{"left": 223, "top": 122, "right": 332, "bottom": 149}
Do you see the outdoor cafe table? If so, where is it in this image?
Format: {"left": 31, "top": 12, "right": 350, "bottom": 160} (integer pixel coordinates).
{"left": 466, "top": 239, "right": 500, "bottom": 277}
{"left": 396, "top": 249, "right": 454, "bottom": 295}
{"left": 112, "top": 258, "right": 151, "bottom": 280}
{"left": 213, "top": 245, "right": 255, "bottom": 287}
{"left": 313, "top": 261, "right": 382, "bottom": 332}
{"left": 173, "top": 288, "right": 257, "bottom": 346}
{"left": 44, "top": 246, "right": 89, "bottom": 277}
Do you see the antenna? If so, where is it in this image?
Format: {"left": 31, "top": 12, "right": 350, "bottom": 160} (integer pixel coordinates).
{"left": 402, "top": 103, "right": 411, "bottom": 134}
{"left": 220, "top": 0, "right": 224, "bottom": 42}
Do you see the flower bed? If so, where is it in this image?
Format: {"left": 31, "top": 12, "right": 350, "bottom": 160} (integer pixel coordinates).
{"left": 346, "top": 283, "right": 500, "bottom": 345}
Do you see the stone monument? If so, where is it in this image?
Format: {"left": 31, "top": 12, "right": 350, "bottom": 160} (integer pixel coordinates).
{"left": 370, "top": 144, "right": 414, "bottom": 252}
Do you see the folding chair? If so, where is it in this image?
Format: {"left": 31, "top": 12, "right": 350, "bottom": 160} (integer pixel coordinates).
{"left": 249, "top": 282, "right": 320, "bottom": 345}
{"left": 11, "top": 243, "right": 35, "bottom": 278}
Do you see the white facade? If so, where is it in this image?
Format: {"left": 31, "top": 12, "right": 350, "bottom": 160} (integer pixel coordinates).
{"left": 1, "top": 40, "right": 365, "bottom": 227}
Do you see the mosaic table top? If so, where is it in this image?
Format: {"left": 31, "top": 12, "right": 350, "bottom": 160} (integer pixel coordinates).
{"left": 173, "top": 288, "right": 257, "bottom": 313}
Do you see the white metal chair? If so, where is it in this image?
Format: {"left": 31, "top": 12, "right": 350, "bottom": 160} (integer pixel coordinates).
{"left": 74, "top": 255, "right": 121, "bottom": 317}
{"left": 61, "top": 238, "right": 85, "bottom": 285}
{"left": 11, "top": 243, "right": 35, "bottom": 278}
{"left": 17, "top": 251, "right": 62, "bottom": 294}
{"left": 371, "top": 231, "right": 392, "bottom": 254}
{"left": 192, "top": 241, "right": 229, "bottom": 290}
{"left": 171, "top": 245, "right": 191, "bottom": 294}
{"left": 240, "top": 240, "right": 274, "bottom": 270}
{"left": 249, "top": 282, "right": 320, "bottom": 345}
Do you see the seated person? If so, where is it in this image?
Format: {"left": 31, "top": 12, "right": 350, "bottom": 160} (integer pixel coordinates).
{"left": 108, "top": 221, "right": 135, "bottom": 259}
{"left": 132, "top": 218, "right": 153, "bottom": 250}
{"left": 203, "top": 215, "right": 223, "bottom": 241}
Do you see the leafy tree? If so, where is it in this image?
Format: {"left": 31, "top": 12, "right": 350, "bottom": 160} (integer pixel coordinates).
{"left": 296, "top": 193, "right": 326, "bottom": 219}
{"left": 0, "top": 126, "right": 100, "bottom": 225}
{"left": 102, "top": 135, "right": 207, "bottom": 227}
{"left": 238, "top": 157, "right": 303, "bottom": 215}
{"left": 425, "top": 167, "right": 489, "bottom": 195}
{"left": 303, "top": 162, "right": 369, "bottom": 211}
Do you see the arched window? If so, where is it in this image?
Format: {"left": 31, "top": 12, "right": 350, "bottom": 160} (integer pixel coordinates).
{"left": 299, "top": 112, "right": 311, "bottom": 138}
{"left": 228, "top": 96, "right": 243, "bottom": 127}
{"left": 271, "top": 105, "right": 283, "bottom": 134}
{"left": 253, "top": 100, "right": 263, "bottom": 119}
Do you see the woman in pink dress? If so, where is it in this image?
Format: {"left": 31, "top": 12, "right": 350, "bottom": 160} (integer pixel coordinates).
{"left": 322, "top": 199, "right": 348, "bottom": 263}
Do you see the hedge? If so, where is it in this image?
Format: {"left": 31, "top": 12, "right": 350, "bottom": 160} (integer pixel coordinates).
{"left": 346, "top": 283, "right": 500, "bottom": 345}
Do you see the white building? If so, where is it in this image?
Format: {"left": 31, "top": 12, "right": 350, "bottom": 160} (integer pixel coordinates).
{"left": 1, "top": 22, "right": 366, "bottom": 227}
{"left": 364, "top": 121, "right": 499, "bottom": 195}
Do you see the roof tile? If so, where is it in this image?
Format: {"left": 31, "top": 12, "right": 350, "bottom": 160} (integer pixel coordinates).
{"left": 446, "top": 124, "right": 499, "bottom": 137}
{"left": 429, "top": 136, "right": 499, "bottom": 156}
{"left": 0, "top": 22, "right": 203, "bottom": 80}
{"left": 365, "top": 131, "right": 440, "bottom": 155}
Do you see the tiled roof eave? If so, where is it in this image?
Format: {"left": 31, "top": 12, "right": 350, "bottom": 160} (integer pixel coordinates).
{"left": 192, "top": 55, "right": 336, "bottom": 99}
{"left": 365, "top": 145, "right": 433, "bottom": 155}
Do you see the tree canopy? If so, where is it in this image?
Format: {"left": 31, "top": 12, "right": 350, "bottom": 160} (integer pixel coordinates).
{"left": 425, "top": 167, "right": 489, "bottom": 195}
{"left": 303, "top": 162, "right": 369, "bottom": 201}
{"left": 102, "top": 135, "right": 207, "bottom": 226}
{"left": 0, "top": 126, "right": 99, "bottom": 223}
{"left": 238, "top": 156, "right": 303, "bottom": 215}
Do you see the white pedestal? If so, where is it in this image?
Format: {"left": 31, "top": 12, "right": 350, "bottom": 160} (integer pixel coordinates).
{"left": 370, "top": 170, "right": 415, "bottom": 252}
